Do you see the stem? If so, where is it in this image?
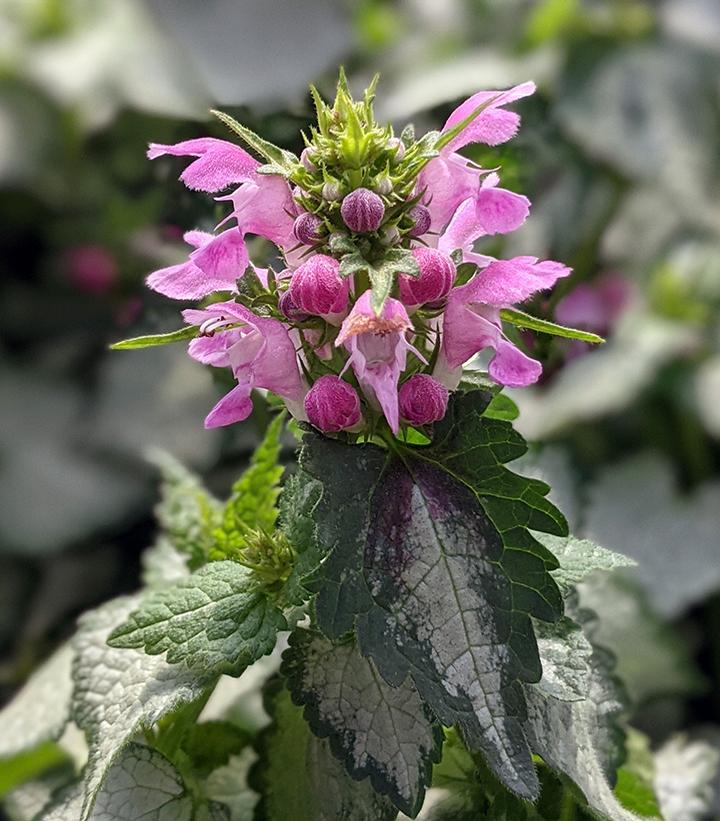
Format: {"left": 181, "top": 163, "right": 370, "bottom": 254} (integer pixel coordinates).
{"left": 153, "top": 688, "right": 213, "bottom": 762}
{"left": 559, "top": 788, "right": 577, "bottom": 821}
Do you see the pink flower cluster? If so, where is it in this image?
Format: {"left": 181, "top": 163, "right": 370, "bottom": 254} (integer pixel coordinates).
{"left": 144, "top": 80, "right": 570, "bottom": 436}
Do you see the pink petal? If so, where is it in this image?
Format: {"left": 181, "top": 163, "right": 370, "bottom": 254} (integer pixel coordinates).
{"left": 190, "top": 228, "right": 249, "bottom": 284}
{"left": 221, "top": 177, "right": 295, "bottom": 247}
{"left": 148, "top": 138, "right": 259, "bottom": 192}
{"left": 204, "top": 383, "right": 254, "bottom": 428}
{"left": 475, "top": 174, "right": 530, "bottom": 235}
{"left": 460, "top": 256, "right": 572, "bottom": 307}
{"left": 417, "top": 153, "right": 479, "bottom": 232}
{"left": 441, "top": 81, "right": 536, "bottom": 152}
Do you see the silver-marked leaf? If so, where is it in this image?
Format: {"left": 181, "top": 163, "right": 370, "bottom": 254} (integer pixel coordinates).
{"left": 0, "top": 644, "right": 73, "bottom": 760}
{"left": 533, "top": 614, "right": 594, "bottom": 702}
{"left": 71, "top": 596, "right": 213, "bottom": 820}
{"left": 538, "top": 534, "right": 636, "bottom": 598}
{"left": 251, "top": 680, "right": 396, "bottom": 821}
{"left": 39, "top": 744, "right": 194, "bottom": 821}
{"left": 654, "top": 735, "right": 720, "bottom": 821}
{"left": 282, "top": 630, "right": 442, "bottom": 816}
{"left": 107, "top": 562, "right": 286, "bottom": 674}
{"left": 204, "top": 749, "right": 258, "bottom": 821}
{"left": 277, "top": 472, "right": 322, "bottom": 607}
{"left": 141, "top": 537, "right": 191, "bottom": 588}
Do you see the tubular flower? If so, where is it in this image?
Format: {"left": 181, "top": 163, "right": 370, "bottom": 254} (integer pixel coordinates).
{"left": 126, "top": 71, "right": 578, "bottom": 438}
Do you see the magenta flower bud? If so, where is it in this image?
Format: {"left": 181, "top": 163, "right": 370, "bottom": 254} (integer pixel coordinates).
{"left": 340, "top": 188, "right": 385, "bottom": 233}
{"left": 304, "top": 375, "right": 362, "bottom": 432}
{"left": 387, "top": 137, "right": 405, "bottom": 162}
{"left": 279, "top": 289, "right": 310, "bottom": 322}
{"left": 399, "top": 375, "right": 449, "bottom": 426}
{"left": 289, "top": 254, "right": 350, "bottom": 316}
{"left": 293, "top": 212, "right": 323, "bottom": 245}
{"left": 399, "top": 247, "right": 455, "bottom": 306}
{"left": 300, "top": 147, "right": 317, "bottom": 172}
{"left": 408, "top": 204, "right": 432, "bottom": 238}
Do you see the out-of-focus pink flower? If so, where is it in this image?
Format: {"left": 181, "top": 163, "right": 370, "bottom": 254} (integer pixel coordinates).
{"left": 555, "top": 274, "right": 633, "bottom": 334}
{"left": 439, "top": 256, "right": 571, "bottom": 388}
{"left": 399, "top": 374, "right": 449, "bottom": 425}
{"left": 289, "top": 254, "right": 349, "bottom": 318}
{"left": 182, "top": 301, "right": 304, "bottom": 428}
{"left": 62, "top": 245, "right": 118, "bottom": 295}
{"left": 147, "top": 138, "right": 259, "bottom": 192}
{"left": 146, "top": 229, "right": 248, "bottom": 300}
{"left": 336, "top": 291, "right": 424, "bottom": 433}
{"left": 340, "top": 188, "right": 385, "bottom": 233}
{"left": 399, "top": 248, "right": 455, "bottom": 307}
{"left": 304, "top": 375, "right": 362, "bottom": 432}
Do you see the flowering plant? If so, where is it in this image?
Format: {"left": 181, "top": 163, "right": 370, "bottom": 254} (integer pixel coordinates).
{"left": 1, "top": 74, "right": 652, "bottom": 821}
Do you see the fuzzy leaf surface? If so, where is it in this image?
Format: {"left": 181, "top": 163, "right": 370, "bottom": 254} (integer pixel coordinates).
{"left": 107, "top": 563, "right": 285, "bottom": 674}
{"left": 276, "top": 472, "right": 322, "bottom": 606}
{"left": 71, "top": 595, "right": 213, "bottom": 819}
{"left": 282, "top": 629, "right": 442, "bottom": 816}
{"left": 539, "top": 534, "right": 636, "bottom": 598}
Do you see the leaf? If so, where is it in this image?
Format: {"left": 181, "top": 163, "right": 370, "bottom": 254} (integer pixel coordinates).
{"left": 181, "top": 721, "right": 250, "bottom": 778}
{"left": 282, "top": 629, "right": 442, "bottom": 816}
{"left": 150, "top": 451, "right": 222, "bottom": 569}
{"left": 613, "top": 729, "right": 662, "bottom": 818}
{"left": 251, "top": 679, "right": 397, "bottom": 821}
{"left": 107, "top": 562, "right": 286, "bottom": 675}
{"left": 109, "top": 326, "right": 199, "bottom": 350}
{"left": 213, "top": 413, "right": 285, "bottom": 561}
{"left": 2, "top": 766, "right": 75, "bottom": 821}
{"left": 654, "top": 734, "right": 720, "bottom": 821}
{"left": 537, "top": 534, "right": 636, "bottom": 598}
{"left": 370, "top": 249, "right": 421, "bottom": 315}
{"left": 211, "top": 110, "right": 297, "bottom": 172}
{"left": 39, "top": 744, "right": 195, "bottom": 821}
{"left": 300, "top": 389, "right": 566, "bottom": 800}
{"left": 0, "top": 644, "right": 73, "bottom": 760}
{"left": 368, "top": 261, "right": 395, "bottom": 315}
{"left": 0, "top": 743, "right": 70, "bottom": 798}
{"left": 71, "top": 595, "right": 214, "bottom": 819}
{"left": 499, "top": 308, "right": 605, "bottom": 344}
{"left": 276, "top": 472, "right": 322, "bottom": 607}
{"left": 484, "top": 393, "right": 519, "bottom": 422}
{"left": 338, "top": 251, "right": 370, "bottom": 279}
{"left": 141, "top": 537, "right": 191, "bottom": 588}
{"left": 532, "top": 613, "right": 594, "bottom": 702}
{"left": 204, "top": 749, "right": 258, "bottom": 821}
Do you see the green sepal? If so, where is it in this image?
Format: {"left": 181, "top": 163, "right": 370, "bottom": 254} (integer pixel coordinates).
{"left": 338, "top": 251, "right": 369, "bottom": 279}
{"left": 110, "top": 325, "right": 198, "bottom": 350}
{"left": 500, "top": 307, "right": 605, "bottom": 344}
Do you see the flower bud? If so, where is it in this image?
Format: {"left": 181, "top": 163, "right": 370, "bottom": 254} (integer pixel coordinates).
{"left": 340, "top": 188, "right": 385, "bottom": 233}
{"left": 289, "top": 254, "right": 349, "bottom": 316}
{"left": 387, "top": 137, "right": 405, "bottom": 162}
{"left": 380, "top": 225, "right": 400, "bottom": 246}
{"left": 407, "top": 204, "right": 432, "bottom": 238}
{"left": 304, "top": 375, "right": 362, "bottom": 432}
{"left": 375, "top": 175, "right": 393, "bottom": 196}
{"left": 399, "top": 247, "right": 455, "bottom": 306}
{"left": 279, "top": 289, "right": 310, "bottom": 322}
{"left": 399, "top": 374, "right": 449, "bottom": 426}
{"left": 293, "top": 212, "right": 323, "bottom": 245}
{"left": 322, "top": 181, "right": 342, "bottom": 201}
{"left": 300, "top": 147, "right": 317, "bottom": 172}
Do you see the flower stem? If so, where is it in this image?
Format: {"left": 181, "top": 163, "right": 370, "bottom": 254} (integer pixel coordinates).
{"left": 559, "top": 788, "right": 577, "bottom": 821}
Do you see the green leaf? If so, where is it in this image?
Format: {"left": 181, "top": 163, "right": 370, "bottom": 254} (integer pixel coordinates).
{"left": 71, "top": 595, "right": 214, "bottom": 819}
{"left": 370, "top": 249, "right": 421, "bottom": 315}
{"left": 298, "top": 390, "right": 566, "bottom": 800}
{"left": 204, "top": 749, "right": 258, "bottom": 821}
{"left": 110, "top": 325, "right": 198, "bottom": 350}
{"left": 213, "top": 414, "right": 285, "bottom": 562}
{"left": 282, "top": 629, "right": 442, "bottom": 816}
{"left": 251, "top": 679, "right": 396, "bottom": 821}
{"left": 614, "top": 729, "right": 662, "bottom": 818}
{"left": 149, "top": 451, "right": 222, "bottom": 570}
{"left": 499, "top": 308, "right": 605, "bottom": 344}
{"left": 107, "top": 562, "right": 286, "bottom": 675}
{"left": 338, "top": 251, "right": 370, "bottom": 279}
{"left": 0, "top": 743, "right": 70, "bottom": 798}
{"left": 368, "top": 261, "right": 394, "bottom": 315}
{"left": 2, "top": 765, "right": 75, "bottom": 821}
{"left": 211, "top": 110, "right": 297, "bottom": 172}
{"left": 181, "top": 722, "right": 250, "bottom": 779}
{"left": 277, "top": 472, "right": 322, "bottom": 606}
{"left": 0, "top": 644, "right": 73, "bottom": 761}
{"left": 484, "top": 392, "right": 520, "bottom": 421}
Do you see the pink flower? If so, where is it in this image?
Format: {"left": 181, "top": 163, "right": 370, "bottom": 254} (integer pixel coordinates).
{"left": 220, "top": 176, "right": 296, "bottom": 249}
{"left": 555, "top": 274, "right": 632, "bottom": 335}
{"left": 439, "top": 256, "right": 571, "bottom": 388}
{"left": 182, "top": 301, "right": 304, "bottom": 428}
{"left": 147, "top": 138, "right": 259, "bottom": 192}
{"left": 304, "top": 376, "right": 362, "bottom": 432}
{"left": 340, "top": 188, "right": 385, "bottom": 233}
{"left": 147, "top": 229, "right": 249, "bottom": 300}
{"left": 399, "top": 375, "right": 449, "bottom": 425}
{"left": 399, "top": 248, "right": 455, "bottom": 307}
{"left": 62, "top": 245, "right": 118, "bottom": 294}
{"left": 289, "top": 254, "right": 349, "bottom": 318}
{"left": 336, "top": 291, "right": 424, "bottom": 433}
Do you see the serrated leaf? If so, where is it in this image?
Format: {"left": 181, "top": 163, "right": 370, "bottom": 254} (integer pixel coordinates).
{"left": 499, "top": 308, "right": 605, "bottom": 344}
{"left": 71, "top": 595, "right": 214, "bottom": 819}
{"left": 368, "top": 261, "right": 394, "bottom": 315}
{"left": 0, "top": 644, "right": 73, "bottom": 760}
{"left": 251, "top": 679, "right": 396, "bottom": 821}
{"left": 204, "top": 749, "right": 258, "bottom": 821}
{"left": 39, "top": 744, "right": 195, "bottom": 821}
{"left": 282, "top": 629, "right": 442, "bottom": 816}
{"left": 537, "top": 534, "right": 636, "bottom": 598}
{"left": 277, "top": 472, "right": 322, "bottom": 606}
{"left": 532, "top": 613, "right": 594, "bottom": 702}
{"left": 213, "top": 414, "right": 285, "bottom": 561}
{"left": 370, "top": 250, "right": 421, "bottom": 315}
{"left": 211, "top": 110, "right": 297, "bottom": 172}
{"left": 107, "top": 562, "right": 285, "bottom": 675}
{"left": 150, "top": 451, "right": 222, "bottom": 569}
{"left": 141, "top": 537, "right": 191, "bottom": 588}
{"left": 109, "top": 326, "right": 199, "bottom": 350}
{"left": 338, "top": 251, "right": 370, "bottom": 279}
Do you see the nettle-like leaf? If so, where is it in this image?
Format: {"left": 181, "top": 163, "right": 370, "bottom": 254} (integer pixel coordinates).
{"left": 282, "top": 629, "right": 442, "bottom": 816}
{"left": 150, "top": 451, "right": 222, "bottom": 569}
{"left": 204, "top": 749, "right": 258, "bottom": 821}
{"left": 39, "top": 744, "right": 198, "bottom": 821}
{"left": 71, "top": 595, "right": 215, "bottom": 819}
{"left": 0, "top": 644, "right": 73, "bottom": 760}
{"left": 107, "top": 562, "right": 286, "bottom": 675}
{"left": 294, "top": 389, "right": 566, "bottom": 800}
{"left": 213, "top": 413, "right": 285, "bottom": 562}
{"left": 251, "top": 679, "right": 397, "bottom": 821}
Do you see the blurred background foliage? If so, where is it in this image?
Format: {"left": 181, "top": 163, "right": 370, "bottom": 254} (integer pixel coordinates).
{"left": 1, "top": 0, "right": 719, "bottom": 814}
